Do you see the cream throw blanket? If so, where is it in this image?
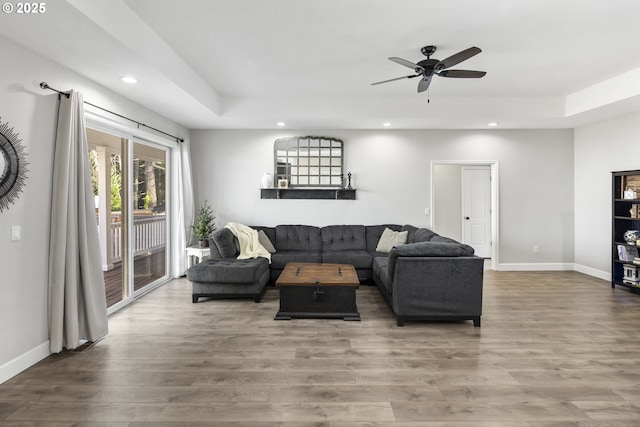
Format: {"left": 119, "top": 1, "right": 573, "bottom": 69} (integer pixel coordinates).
{"left": 225, "top": 222, "right": 272, "bottom": 263}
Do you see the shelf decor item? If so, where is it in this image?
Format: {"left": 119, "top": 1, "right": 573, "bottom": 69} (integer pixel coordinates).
{"left": 624, "top": 185, "right": 637, "bottom": 199}
{"left": 623, "top": 264, "right": 640, "bottom": 284}
{"left": 261, "top": 172, "right": 273, "bottom": 188}
{"left": 624, "top": 230, "right": 640, "bottom": 245}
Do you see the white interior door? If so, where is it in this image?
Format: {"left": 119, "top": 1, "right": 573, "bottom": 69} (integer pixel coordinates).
{"left": 462, "top": 166, "right": 491, "bottom": 258}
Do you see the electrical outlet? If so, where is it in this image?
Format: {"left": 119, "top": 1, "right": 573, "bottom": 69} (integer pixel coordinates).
{"left": 11, "top": 226, "right": 21, "bottom": 241}
{"left": 533, "top": 245, "right": 539, "bottom": 253}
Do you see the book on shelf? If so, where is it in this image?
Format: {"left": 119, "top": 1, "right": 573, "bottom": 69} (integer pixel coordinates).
{"left": 617, "top": 244, "right": 639, "bottom": 261}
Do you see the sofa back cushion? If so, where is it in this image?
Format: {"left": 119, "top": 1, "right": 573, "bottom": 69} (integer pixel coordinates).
{"left": 410, "top": 228, "right": 439, "bottom": 243}
{"left": 365, "top": 224, "right": 402, "bottom": 252}
{"left": 276, "top": 225, "right": 322, "bottom": 252}
{"left": 387, "top": 241, "right": 475, "bottom": 279}
{"left": 321, "top": 225, "right": 366, "bottom": 251}
{"left": 431, "top": 235, "right": 462, "bottom": 245}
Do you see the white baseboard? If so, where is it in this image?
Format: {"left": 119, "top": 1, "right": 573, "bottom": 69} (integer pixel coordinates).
{"left": 574, "top": 264, "right": 610, "bottom": 281}
{"left": 0, "top": 341, "right": 50, "bottom": 384}
{"left": 497, "top": 262, "right": 575, "bottom": 271}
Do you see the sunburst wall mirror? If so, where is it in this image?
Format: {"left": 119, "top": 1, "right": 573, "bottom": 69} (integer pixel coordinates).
{"left": 0, "top": 117, "right": 28, "bottom": 212}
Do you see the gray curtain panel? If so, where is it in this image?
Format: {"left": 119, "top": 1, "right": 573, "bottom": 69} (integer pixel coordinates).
{"left": 172, "top": 139, "right": 195, "bottom": 277}
{"left": 48, "top": 90, "right": 108, "bottom": 353}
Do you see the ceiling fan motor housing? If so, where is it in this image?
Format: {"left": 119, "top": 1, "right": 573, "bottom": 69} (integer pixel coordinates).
{"left": 417, "top": 58, "right": 439, "bottom": 76}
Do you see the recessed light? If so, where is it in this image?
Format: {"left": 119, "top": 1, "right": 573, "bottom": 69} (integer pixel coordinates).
{"left": 488, "top": 122, "right": 499, "bottom": 127}
{"left": 276, "top": 121, "right": 286, "bottom": 127}
{"left": 383, "top": 122, "right": 392, "bottom": 127}
{"left": 120, "top": 76, "right": 138, "bottom": 84}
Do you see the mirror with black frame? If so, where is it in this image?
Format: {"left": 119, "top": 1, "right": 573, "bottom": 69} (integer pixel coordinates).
{"left": 274, "top": 136, "right": 344, "bottom": 188}
{"left": 0, "top": 119, "right": 28, "bottom": 212}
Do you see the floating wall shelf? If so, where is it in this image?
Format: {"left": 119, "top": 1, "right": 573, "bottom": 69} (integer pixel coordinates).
{"left": 260, "top": 188, "right": 356, "bottom": 200}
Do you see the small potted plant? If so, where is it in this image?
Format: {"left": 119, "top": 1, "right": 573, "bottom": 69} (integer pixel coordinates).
{"left": 192, "top": 200, "right": 216, "bottom": 247}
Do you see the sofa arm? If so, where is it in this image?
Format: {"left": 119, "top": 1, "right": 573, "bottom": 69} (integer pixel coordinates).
{"left": 391, "top": 256, "right": 484, "bottom": 318}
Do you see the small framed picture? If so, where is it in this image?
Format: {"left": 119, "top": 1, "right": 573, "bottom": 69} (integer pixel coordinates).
{"left": 277, "top": 178, "right": 288, "bottom": 189}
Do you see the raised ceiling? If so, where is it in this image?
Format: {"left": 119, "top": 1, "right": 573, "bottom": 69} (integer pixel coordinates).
{"left": 2, "top": 0, "right": 640, "bottom": 129}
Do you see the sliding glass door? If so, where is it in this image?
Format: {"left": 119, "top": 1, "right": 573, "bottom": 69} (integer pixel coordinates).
{"left": 87, "top": 128, "right": 169, "bottom": 312}
{"left": 131, "top": 141, "right": 168, "bottom": 294}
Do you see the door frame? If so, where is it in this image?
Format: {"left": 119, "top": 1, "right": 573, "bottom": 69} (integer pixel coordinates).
{"left": 430, "top": 160, "right": 499, "bottom": 270}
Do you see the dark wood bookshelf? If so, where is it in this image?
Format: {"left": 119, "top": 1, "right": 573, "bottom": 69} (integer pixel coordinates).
{"left": 612, "top": 170, "right": 640, "bottom": 293}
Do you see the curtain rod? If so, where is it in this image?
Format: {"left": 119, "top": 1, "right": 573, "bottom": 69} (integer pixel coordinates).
{"left": 39, "top": 82, "right": 184, "bottom": 143}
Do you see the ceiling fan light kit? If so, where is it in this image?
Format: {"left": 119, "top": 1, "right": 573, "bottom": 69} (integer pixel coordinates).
{"left": 372, "top": 45, "right": 486, "bottom": 94}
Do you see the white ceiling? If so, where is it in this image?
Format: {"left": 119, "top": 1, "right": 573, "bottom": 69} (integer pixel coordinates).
{"left": 3, "top": 0, "right": 640, "bottom": 130}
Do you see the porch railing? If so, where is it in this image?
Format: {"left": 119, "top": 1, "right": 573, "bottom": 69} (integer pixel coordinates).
{"left": 101, "top": 215, "right": 166, "bottom": 267}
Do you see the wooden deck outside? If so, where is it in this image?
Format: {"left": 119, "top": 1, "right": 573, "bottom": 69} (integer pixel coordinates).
{"left": 103, "top": 248, "right": 166, "bottom": 307}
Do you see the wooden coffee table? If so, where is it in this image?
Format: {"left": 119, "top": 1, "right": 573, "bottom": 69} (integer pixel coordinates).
{"left": 274, "top": 262, "right": 360, "bottom": 321}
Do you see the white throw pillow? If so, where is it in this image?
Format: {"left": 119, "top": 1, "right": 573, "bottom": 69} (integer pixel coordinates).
{"left": 375, "top": 228, "right": 408, "bottom": 253}
{"left": 258, "top": 230, "right": 276, "bottom": 253}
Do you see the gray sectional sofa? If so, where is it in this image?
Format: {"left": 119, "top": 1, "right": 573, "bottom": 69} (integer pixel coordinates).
{"left": 186, "top": 224, "right": 484, "bottom": 327}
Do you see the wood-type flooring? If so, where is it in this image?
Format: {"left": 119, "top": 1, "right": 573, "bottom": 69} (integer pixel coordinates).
{"left": 2, "top": 270, "right": 640, "bottom": 425}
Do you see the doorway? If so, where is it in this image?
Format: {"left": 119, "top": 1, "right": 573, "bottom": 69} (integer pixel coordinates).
{"left": 431, "top": 161, "right": 499, "bottom": 269}
{"left": 87, "top": 128, "right": 170, "bottom": 313}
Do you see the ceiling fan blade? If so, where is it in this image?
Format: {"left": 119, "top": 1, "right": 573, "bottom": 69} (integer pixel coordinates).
{"left": 437, "top": 69, "right": 486, "bottom": 78}
{"left": 417, "top": 76, "right": 432, "bottom": 93}
{"left": 437, "top": 47, "right": 482, "bottom": 70}
{"left": 371, "top": 74, "right": 419, "bottom": 86}
{"left": 389, "top": 57, "right": 424, "bottom": 71}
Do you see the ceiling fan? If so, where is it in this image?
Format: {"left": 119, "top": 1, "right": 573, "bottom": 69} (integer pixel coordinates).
{"left": 372, "top": 45, "right": 486, "bottom": 93}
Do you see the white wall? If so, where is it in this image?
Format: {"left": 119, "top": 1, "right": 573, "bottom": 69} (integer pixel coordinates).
{"left": 0, "top": 36, "right": 188, "bottom": 383}
{"left": 190, "top": 128, "right": 575, "bottom": 266}
{"left": 433, "top": 164, "right": 462, "bottom": 241}
{"left": 574, "top": 111, "right": 640, "bottom": 279}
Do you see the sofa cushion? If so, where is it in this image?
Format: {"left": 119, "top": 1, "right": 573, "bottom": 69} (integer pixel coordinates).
{"left": 376, "top": 228, "right": 408, "bottom": 253}
{"left": 270, "top": 251, "right": 323, "bottom": 269}
{"left": 212, "top": 228, "right": 239, "bottom": 258}
{"left": 321, "top": 225, "right": 366, "bottom": 250}
{"left": 276, "top": 225, "right": 322, "bottom": 251}
{"left": 372, "top": 257, "right": 392, "bottom": 294}
{"left": 410, "top": 228, "right": 438, "bottom": 243}
{"left": 186, "top": 258, "right": 269, "bottom": 285}
{"left": 322, "top": 250, "right": 373, "bottom": 268}
{"left": 365, "top": 224, "right": 402, "bottom": 252}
